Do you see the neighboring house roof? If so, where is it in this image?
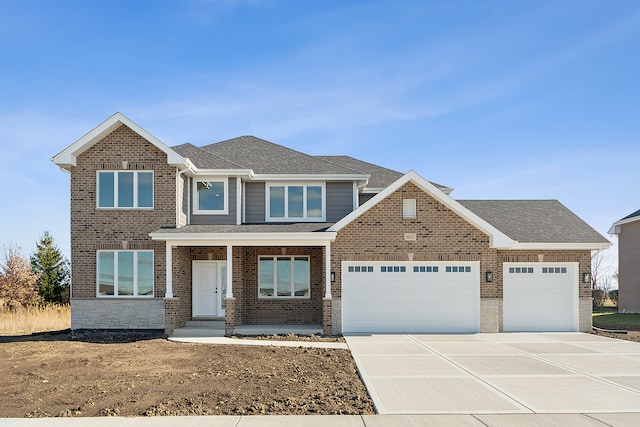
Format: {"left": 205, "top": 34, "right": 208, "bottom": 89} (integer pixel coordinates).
{"left": 460, "top": 200, "right": 611, "bottom": 248}
{"left": 329, "top": 170, "right": 517, "bottom": 249}
{"left": 51, "top": 112, "right": 187, "bottom": 170}
{"left": 200, "top": 136, "right": 357, "bottom": 175}
{"left": 608, "top": 208, "right": 640, "bottom": 234}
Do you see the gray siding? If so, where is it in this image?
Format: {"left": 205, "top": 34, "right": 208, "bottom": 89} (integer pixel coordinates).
{"left": 245, "top": 182, "right": 266, "bottom": 223}
{"left": 326, "top": 182, "right": 354, "bottom": 222}
{"left": 359, "top": 193, "right": 375, "bottom": 206}
{"left": 190, "top": 177, "right": 238, "bottom": 225}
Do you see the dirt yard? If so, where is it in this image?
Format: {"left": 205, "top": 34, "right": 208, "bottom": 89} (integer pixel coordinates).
{"left": 0, "top": 332, "right": 374, "bottom": 418}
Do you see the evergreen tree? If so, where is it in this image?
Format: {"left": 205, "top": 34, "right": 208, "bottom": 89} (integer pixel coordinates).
{"left": 30, "top": 232, "right": 70, "bottom": 303}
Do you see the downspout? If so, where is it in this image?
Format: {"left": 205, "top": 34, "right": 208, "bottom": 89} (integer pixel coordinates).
{"left": 176, "top": 165, "right": 194, "bottom": 227}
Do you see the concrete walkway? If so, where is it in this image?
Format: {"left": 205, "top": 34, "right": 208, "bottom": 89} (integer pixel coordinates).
{"left": 346, "top": 332, "right": 640, "bottom": 415}
{"left": 2, "top": 413, "right": 640, "bottom": 426}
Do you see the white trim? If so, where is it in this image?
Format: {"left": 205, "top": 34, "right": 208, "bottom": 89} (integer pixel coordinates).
{"left": 193, "top": 169, "right": 253, "bottom": 176}
{"left": 236, "top": 176, "right": 242, "bottom": 225}
{"left": 251, "top": 173, "right": 369, "bottom": 182}
{"left": 329, "top": 170, "right": 516, "bottom": 249}
{"left": 257, "top": 255, "right": 311, "bottom": 299}
{"left": 193, "top": 176, "right": 229, "bottom": 215}
{"left": 96, "top": 170, "right": 154, "bottom": 210}
{"left": 226, "top": 245, "right": 233, "bottom": 299}
{"left": 51, "top": 112, "right": 186, "bottom": 169}
{"left": 165, "top": 243, "right": 173, "bottom": 298}
{"left": 192, "top": 260, "right": 227, "bottom": 317}
{"left": 609, "top": 215, "right": 640, "bottom": 235}
{"left": 242, "top": 180, "right": 246, "bottom": 224}
{"left": 352, "top": 182, "right": 359, "bottom": 210}
{"left": 149, "top": 232, "right": 336, "bottom": 247}
{"left": 325, "top": 242, "right": 332, "bottom": 299}
{"left": 265, "top": 182, "right": 327, "bottom": 222}
{"left": 510, "top": 242, "right": 612, "bottom": 250}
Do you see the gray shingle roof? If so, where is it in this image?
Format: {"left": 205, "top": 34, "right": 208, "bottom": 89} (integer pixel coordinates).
{"left": 172, "top": 143, "right": 243, "bottom": 170}
{"left": 315, "top": 155, "right": 403, "bottom": 189}
{"left": 200, "top": 136, "right": 356, "bottom": 175}
{"left": 154, "top": 223, "right": 334, "bottom": 234}
{"left": 459, "top": 200, "right": 610, "bottom": 244}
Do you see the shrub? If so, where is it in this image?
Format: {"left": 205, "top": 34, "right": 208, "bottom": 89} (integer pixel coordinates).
{"left": 592, "top": 289, "right": 607, "bottom": 311}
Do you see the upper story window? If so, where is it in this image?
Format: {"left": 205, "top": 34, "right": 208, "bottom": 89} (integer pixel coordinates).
{"left": 194, "top": 177, "right": 228, "bottom": 215}
{"left": 97, "top": 250, "right": 154, "bottom": 297}
{"left": 97, "top": 171, "right": 153, "bottom": 209}
{"left": 267, "top": 183, "right": 325, "bottom": 221}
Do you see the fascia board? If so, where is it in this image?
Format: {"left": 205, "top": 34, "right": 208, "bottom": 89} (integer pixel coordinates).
{"left": 149, "top": 232, "right": 336, "bottom": 246}
{"left": 509, "top": 242, "right": 612, "bottom": 250}
{"left": 608, "top": 215, "right": 640, "bottom": 235}
{"left": 329, "top": 170, "right": 516, "bottom": 249}
{"left": 193, "top": 169, "right": 254, "bottom": 176}
{"left": 249, "top": 174, "right": 370, "bottom": 182}
{"left": 51, "top": 112, "right": 186, "bottom": 168}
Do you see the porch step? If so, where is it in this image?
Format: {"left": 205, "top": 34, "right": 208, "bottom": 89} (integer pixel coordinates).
{"left": 171, "top": 320, "right": 225, "bottom": 338}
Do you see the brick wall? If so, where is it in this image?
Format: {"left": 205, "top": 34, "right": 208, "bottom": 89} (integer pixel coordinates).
{"left": 71, "top": 298, "right": 164, "bottom": 329}
{"left": 69, "top": 124, "right": 176, "bottom": 329}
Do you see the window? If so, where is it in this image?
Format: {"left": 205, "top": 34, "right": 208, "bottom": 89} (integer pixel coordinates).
{"left": 445, "top": 266, "right": 472, "bottom": 273}
{"left": 97, "top": 250, "right": 154, "bottom": 297}
{"left": 194, "top": 178, "right": 227, "bottom": 214}
{"left": 259, "top": 256, "right": 310, "bottom": 298}
{"left": 381, "top": 266, "right": 407, "bottom": 273}
{"left": 348, "top": 266, "right": 374, "bottom": 273}
{"left": 403, "top": 199, "right": 417, "bottom": 219}
{"left": 413, "top": 266, "right": 439, "bottom": 272}
{"left": 97, "top": 171, "right": 153, "bottom": 208}
{"left": 267, "top": 184, "right": 324, "bottom": 221}
{"left": 509, "top": 267, "right": 534, "bottom": 274}
{"left": 543, "top": 267, "right": 567, "bottom": 274}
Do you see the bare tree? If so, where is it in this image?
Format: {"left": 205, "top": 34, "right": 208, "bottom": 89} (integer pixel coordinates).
{"left": 0, "top": 244, "right": 41, "bottom": 309}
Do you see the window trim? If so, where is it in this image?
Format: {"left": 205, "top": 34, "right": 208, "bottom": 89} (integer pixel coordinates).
{"left": 265, "top": 182, "right": 326, "bottom": 222}
{"left": 258, "top": 255, "right": 311, "bottom": 299}
{"left": 193, "top": 176, "right": 229, "bottom": 215}
{"left": 96, "top": 250, "right": 154, "bottom": 298}
{"left": 96, "top": 171, "right": 154, "bottom": 210}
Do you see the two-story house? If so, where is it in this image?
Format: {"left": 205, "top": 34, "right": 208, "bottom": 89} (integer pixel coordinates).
{"left": 609, "top": 210, "right": 640, "bottom": 313}
{"left": 52, "top": 113, "right": 610, "bottom": 336}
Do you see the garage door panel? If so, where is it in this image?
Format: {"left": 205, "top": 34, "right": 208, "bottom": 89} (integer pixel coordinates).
{"left": 503, "top": 263, "right": 578, "bottom": 332}
{"left": 342, "top": 262, "right": 479, "bottom": 333}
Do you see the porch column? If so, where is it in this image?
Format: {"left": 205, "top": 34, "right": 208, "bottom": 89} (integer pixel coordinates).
{"left": 324, "top": 242, "right": 332, "bottom": 299}
{"left": 165, "top": 242, "right": 173, "bottom": 298}
{"left": 226, "top": 244, "right": 233, "bottom": 298}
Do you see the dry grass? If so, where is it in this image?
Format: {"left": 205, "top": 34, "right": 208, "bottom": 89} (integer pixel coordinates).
{"left": 0, "top": 304, "right": 70, "bottom": 335}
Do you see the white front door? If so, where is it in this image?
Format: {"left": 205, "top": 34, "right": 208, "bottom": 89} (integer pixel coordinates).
{"left": 192, "top": 261, "right": 227, "bottom": 317}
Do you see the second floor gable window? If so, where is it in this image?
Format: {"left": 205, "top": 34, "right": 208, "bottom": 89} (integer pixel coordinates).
{"left": 267, "top": 183, "right": 324, "bottom": 221}
{"left": 97, "top": 171, "right": 153, "bottom": 209}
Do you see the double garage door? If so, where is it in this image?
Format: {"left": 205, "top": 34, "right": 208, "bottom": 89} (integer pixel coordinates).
{"left": 342, "top": 261, "right": 579, "bottom": 333}
{"left": 342, "top": 261, "right": 480, "bottom": 333}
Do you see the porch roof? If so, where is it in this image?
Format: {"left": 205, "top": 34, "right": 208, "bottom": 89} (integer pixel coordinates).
{"left": 150, "top": 223, "right": 336, "bottom": 245}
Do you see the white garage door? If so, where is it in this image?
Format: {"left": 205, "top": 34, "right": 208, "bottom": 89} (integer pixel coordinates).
{"left": 503, "top": 263, "right": 578, "bottom": 332}
{"left": 342, "top": 261, "right": 480, "bottom": 333}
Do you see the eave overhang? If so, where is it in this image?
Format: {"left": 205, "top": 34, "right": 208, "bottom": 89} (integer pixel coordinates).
{"left": 150, "top": 231, "right": 337, "bottom": 247}
{"left": 51, "top": 112, "right": 188, "bottom": 171}
{"left": 608, "top": 215, "right": 640, "bottom": 235}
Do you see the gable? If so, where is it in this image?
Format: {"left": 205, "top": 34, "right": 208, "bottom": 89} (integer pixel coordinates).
{"left": 52, "top": 112, "right": 186, "bottom": 171}
{"left": 330, "top": 171, "right": 515, "bottom": 249}
{"left": 609, "top": 208, "right": 640, "bottom": 235}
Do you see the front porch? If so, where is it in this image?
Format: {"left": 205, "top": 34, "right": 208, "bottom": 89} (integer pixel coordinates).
{"left": 151, "top": 225, "right": 336, "bottom": 336}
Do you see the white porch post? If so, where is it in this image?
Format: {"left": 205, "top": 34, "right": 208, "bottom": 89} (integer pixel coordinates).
{"left": 325, "top": 242, "right": 332, "bottom": 299}
{"left": 226, "top": 244, "right": 233, "bottom": 298}
{"left": 165, "top": 242, "right": 173, "bottom": 298}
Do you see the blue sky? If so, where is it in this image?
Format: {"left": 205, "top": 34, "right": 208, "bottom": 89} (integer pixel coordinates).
{"left": 1, "top": 0, "right": 638, "bottom": 282}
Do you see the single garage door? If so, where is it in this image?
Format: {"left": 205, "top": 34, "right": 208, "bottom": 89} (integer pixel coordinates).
{"left": 342, "top": 261, "right": 480, "bottom": 333}
{"left": 503, "top": 263, "right": 579, "bottom": 332}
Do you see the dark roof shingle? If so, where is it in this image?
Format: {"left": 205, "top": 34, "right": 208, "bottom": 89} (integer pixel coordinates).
{"left": 459, "top": 200, "right": 609, "bottom": 244}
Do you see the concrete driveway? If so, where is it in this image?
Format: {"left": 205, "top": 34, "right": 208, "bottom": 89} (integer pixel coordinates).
{"left": 345, "top": 333, "right": 640, "bottom": 415}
